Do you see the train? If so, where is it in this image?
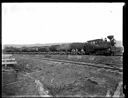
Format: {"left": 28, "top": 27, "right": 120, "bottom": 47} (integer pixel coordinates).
{"left": 3, "top": 35, "right": 123, "bottom": 56}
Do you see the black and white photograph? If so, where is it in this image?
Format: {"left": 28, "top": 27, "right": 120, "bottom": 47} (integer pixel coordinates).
{"left": 2, "top": 2, "right": 124, "bottom": 97}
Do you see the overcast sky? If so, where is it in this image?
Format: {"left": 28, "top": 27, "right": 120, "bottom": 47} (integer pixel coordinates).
{"left": 2, "top": 3, "right": 124, "bottom": 45}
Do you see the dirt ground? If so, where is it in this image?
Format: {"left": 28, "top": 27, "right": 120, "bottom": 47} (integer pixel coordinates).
{"left": 2, "top": 54, "right": 123, "bottom": 97}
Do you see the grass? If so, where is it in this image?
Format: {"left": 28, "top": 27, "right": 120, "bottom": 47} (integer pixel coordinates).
{"left": 2, "top": 54, "right": 123, "bottom": 97}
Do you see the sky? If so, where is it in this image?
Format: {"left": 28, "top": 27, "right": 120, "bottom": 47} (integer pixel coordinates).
{"left": 2, "top": 3, "right": 124, "bottom": 45}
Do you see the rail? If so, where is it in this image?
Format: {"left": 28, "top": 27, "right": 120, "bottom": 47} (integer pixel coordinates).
{"left": 3, "top": 51, "right": 123, "bottom": 56}
{"left": 40, "top": 58, "right": 123, "bottom": 73}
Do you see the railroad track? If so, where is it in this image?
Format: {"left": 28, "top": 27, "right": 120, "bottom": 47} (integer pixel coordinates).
{"left": 40, "top": 58, "right": 123, "bottom": 73}
{"left": 4, "top": 52, "right": 123, "bottom": 56}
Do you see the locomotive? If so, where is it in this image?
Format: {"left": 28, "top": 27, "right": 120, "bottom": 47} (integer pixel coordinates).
{"left": 83, "top": 35, "right": 116, "bottom": 55}
{"left": 71, "top": 35, "right": 123, "bottom": 56}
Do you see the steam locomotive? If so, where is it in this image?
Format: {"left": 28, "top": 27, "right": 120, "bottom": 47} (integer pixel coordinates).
{"left": 71, "top": 35, "right": 123, "bottom": 56}
{"left": 82, "top": 35, "right": 116, "bottom": 55}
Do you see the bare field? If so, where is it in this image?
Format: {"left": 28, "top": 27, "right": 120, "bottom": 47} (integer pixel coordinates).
{"left": 2, "top": 54, "right": 123, "bottom": 97}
